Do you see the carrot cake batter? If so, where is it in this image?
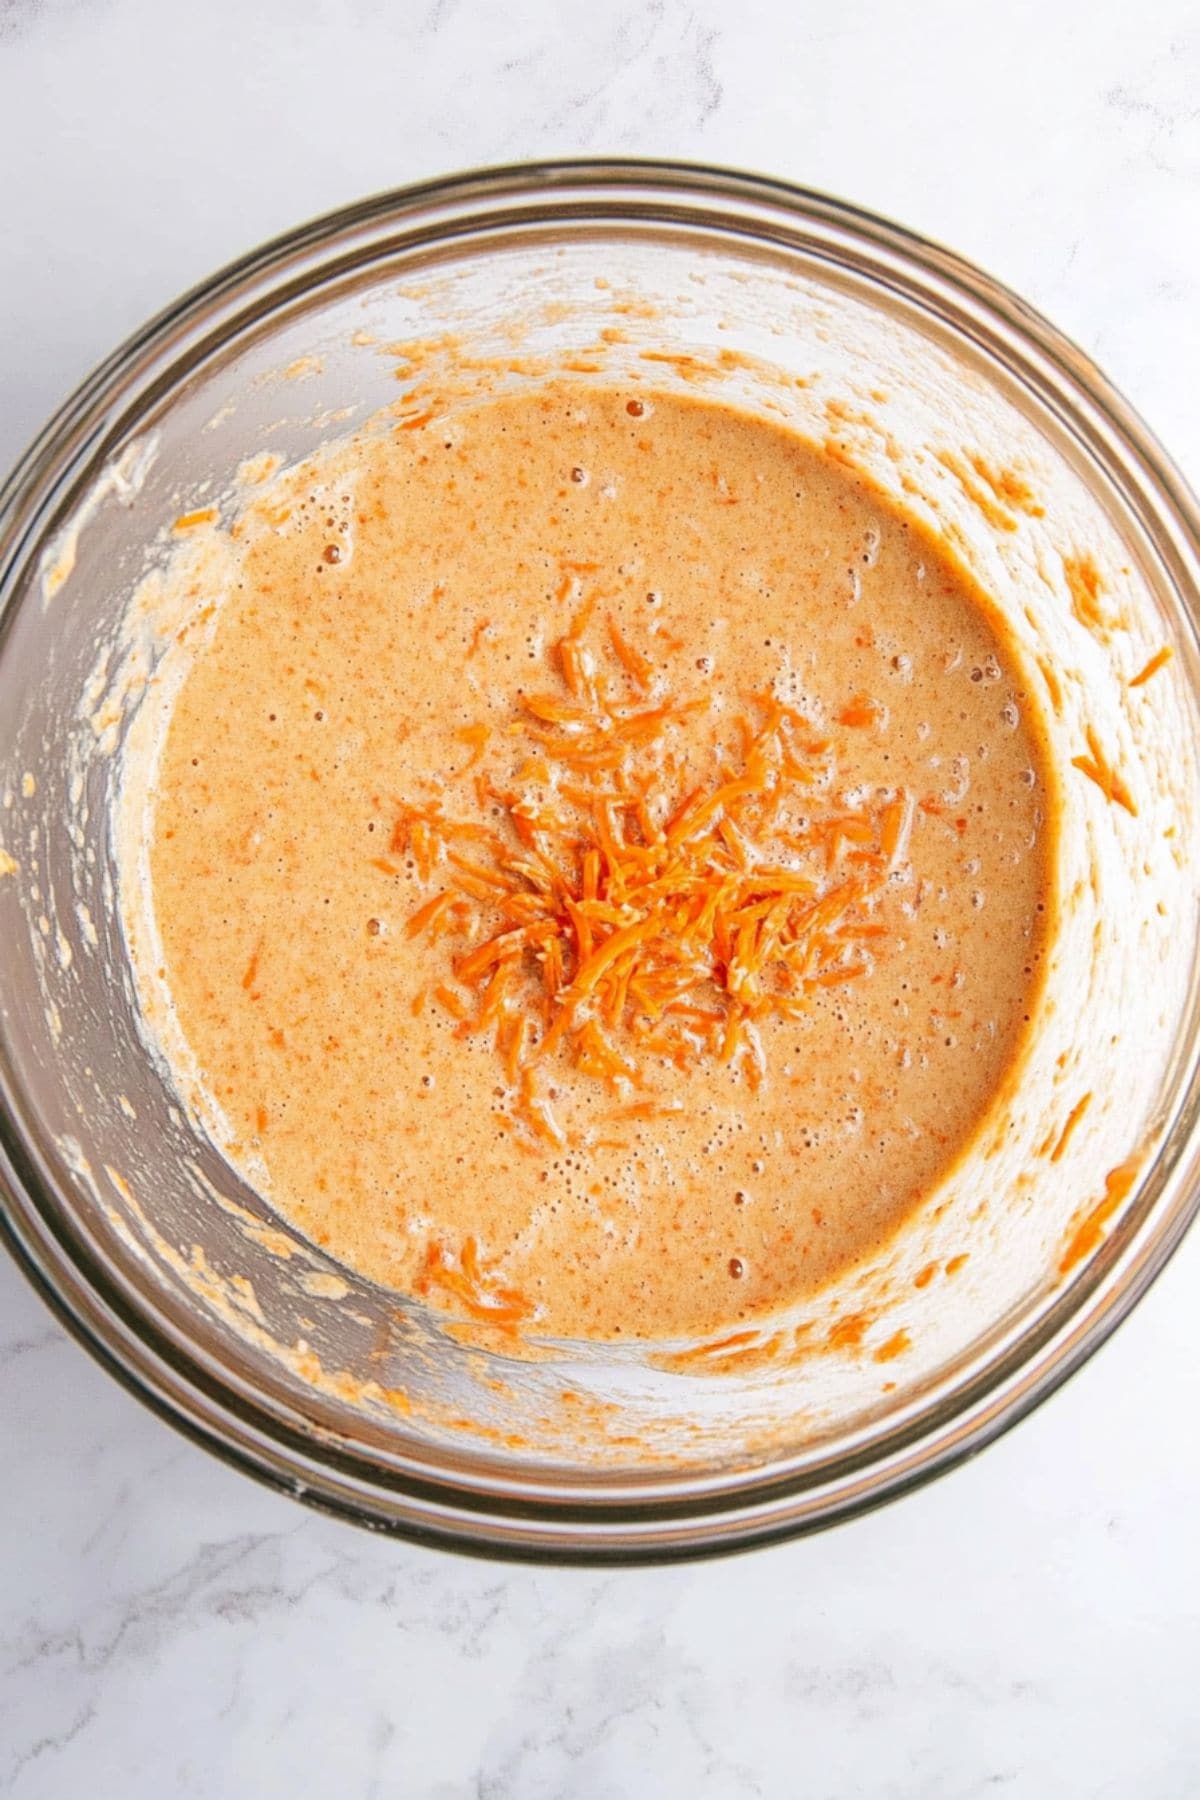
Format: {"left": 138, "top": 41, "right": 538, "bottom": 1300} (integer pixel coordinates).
{"left": 146, "top": 384, "right": 1052, "bottom": 1339}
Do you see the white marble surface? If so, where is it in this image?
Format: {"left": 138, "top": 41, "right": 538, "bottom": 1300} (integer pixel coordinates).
{"left": 3, "top": 1, "right": 1200, "bottom": 1793}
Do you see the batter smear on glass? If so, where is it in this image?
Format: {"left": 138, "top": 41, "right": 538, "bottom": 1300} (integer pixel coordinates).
{"left": 147, "top": 384, "right": 1053, "bottom": 1340}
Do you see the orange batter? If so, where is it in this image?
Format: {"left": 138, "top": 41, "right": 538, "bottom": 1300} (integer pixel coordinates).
{"left": 147, "top": 384, "right": 1052, "bottom": 1339}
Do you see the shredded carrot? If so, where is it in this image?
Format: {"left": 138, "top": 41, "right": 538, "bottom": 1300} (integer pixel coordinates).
{"left": 455, "top": 924, "right": 549, "bottom": 987}
{"left": 879, "top": 792, "right": 914, "bottom": 868}
{"left": 1071, "top": 726, "right": 1137, "bottom": 816}
{"left": 808, "top": 961, "right": 868, "bottom": 987}
{"left": 1063, "top": 554, "right": 1116, "bottom": 635}
{"left": 460, "top": 1235, "right": 481, "bottom": 1283}
{"left": 608, "top": 1098, "right": 684, "bottom": 1121}
{"left": 503, "top": 1015, "right": 530, "bottom": 1084}
{"left": 434, "top": 983, "right": 470, "bottom": 1022}
{"left": 415, "top": 1237, "right": 535, "bottom": 1325}
{"left": 454, "top": 723, "right": 489, "bottom": 769}
{"left": 405, "top": 890, "right": 453, "bottom": 938}
{"left": 466, "top": 617, "right": 493, "bottom": 659}
{"left": 1059, "top": 1159, "right": 1140, "bottom": 1275}
{"left": 446, "top": 850, "right": 511, "bottom": 891}
{"left": 872, "top": 1328, "right": 911, "bottom": 1364}
{"left": 836, "top": 695, "right": 885, "bottom": 729}
{"left": 384, "top": 605, "right": 912, "bottom": 1144}
{"left": 1128, "top": 646, "right": 1172, "bottom": 689}
{"left": 173, "top": 507, "right": 218, "bottom": 531}
{"left": 669, "top": 1328, "right": 762, "bottom": 1364}
{"left": 1050, "top": 1091, "right": 1092, "bottom": 1164}
{"left": 607, "top": 617, "right": 654, "bottom": 690}
{"left": 1037, "top": 655, "right": 1063, "bottom": 714}
{"left": 639, "top": 350, "right": 704, "bottom": 370}
{"left": 241, "top": 941, "right": 262, "bottom": 992}
{"left": 516, "top": 1066, "right": 566, "bottom": 1147}
{"left": 826, "top": 1311, "right": 872, "bottom": 1352}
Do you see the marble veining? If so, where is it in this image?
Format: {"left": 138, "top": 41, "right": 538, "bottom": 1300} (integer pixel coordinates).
{"left": 3, "top": 0, "right": 1200, "bottom": 1793}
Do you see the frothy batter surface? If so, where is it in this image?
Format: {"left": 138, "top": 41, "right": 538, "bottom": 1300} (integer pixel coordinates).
{"left": 146, "top": 384, "right": 1051, "bottom": 1340}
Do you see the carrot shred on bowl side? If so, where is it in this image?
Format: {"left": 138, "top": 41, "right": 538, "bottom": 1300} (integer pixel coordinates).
{"left": 1127, "top": 646, "right": 1172, "bottom": 689}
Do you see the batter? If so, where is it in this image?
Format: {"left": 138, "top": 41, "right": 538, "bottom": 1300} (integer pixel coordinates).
{"left": 146, "top": 384, "right": 1052, "bottom": 1340}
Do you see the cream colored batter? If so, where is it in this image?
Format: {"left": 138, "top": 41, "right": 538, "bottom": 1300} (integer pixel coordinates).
{"left": 147, "top": 384, "right": 1052, "bottom": 1340}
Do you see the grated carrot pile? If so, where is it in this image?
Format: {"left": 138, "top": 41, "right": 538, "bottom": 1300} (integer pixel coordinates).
{"left": 391, "top": 605, "right": 913, "bottom": 1147}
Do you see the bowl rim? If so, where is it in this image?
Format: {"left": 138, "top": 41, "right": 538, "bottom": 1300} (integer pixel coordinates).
{"left": 2, "top": 155, "right": 1199, "bottom": 1563}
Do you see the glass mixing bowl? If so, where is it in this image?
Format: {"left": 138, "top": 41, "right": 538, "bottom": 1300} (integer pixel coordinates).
{"left": 1, "top": 161, "right": 1198, "bottom": 1561}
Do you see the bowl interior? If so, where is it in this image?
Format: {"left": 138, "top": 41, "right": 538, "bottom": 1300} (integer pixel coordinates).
{"left": 2, "top": 169, "right": 1199, "bottom": 1554}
